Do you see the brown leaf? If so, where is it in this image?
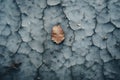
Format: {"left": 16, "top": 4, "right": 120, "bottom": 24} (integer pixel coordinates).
{"left": 51, "top": 24, "right": 65, "bottom": 44}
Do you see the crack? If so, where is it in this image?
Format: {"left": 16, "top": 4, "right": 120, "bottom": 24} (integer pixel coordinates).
{"left": 34, "top": 1, "right": 48, "bottom": 79}
{"left": 60, "top": 4, "right": 75, "bottom": 56}
{"left": 13, "top": 0, "right": 22, "bottom": 32}
{"left": 60, "top": 4, "right": 76, "bottom": 80}
{"left": 91, "top": 15, "right": 98, "bottom": 46}
{"left": 11, "top": 0, "right": 23, "bottom": 57}
{"left": 34, "top": 63, "right": 44, "bottom": 80}
{"left": 69, "top": 66, "right": 74, "bottom": 80}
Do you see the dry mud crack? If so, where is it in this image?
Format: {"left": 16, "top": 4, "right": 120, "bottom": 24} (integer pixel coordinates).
{"left": 0, "top": 0, "right": 120, "bottom": 80}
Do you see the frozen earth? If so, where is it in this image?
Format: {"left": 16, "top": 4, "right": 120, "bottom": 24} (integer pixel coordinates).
{"left": 0, "top": 0, "right": 120, "bottom": 80}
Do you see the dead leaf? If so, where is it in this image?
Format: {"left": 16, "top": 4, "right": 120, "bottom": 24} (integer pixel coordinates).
{"left": 51, "top": 24, "right": 65, "bottom": 44}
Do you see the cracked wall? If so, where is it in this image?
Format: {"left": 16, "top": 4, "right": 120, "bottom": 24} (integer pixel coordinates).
{"left": 0, "top": 0, "right": 120, "bottom": 80}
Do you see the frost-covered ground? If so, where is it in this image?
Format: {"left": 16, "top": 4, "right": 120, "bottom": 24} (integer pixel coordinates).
{"left": 0, "top": 0, "right": 120, "bottom": 80}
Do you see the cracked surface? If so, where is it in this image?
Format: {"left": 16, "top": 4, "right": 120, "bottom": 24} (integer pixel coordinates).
{"left": 0, "top": 0, "right": 120, "bottom": 80}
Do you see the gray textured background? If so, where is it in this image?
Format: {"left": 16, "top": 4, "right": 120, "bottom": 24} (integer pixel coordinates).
{"left": 0, "top": 0, "right": 120, "bottom": 80}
